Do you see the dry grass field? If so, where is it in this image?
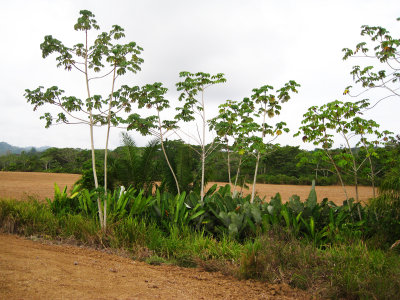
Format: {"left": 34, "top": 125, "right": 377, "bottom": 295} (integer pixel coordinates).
{"left": 0, "top": 171, "right": 374, "bottom": 205}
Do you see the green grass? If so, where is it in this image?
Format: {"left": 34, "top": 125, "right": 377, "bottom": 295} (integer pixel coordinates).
{"left": 1, "top": 198, "right": 400, "bottom": 299}
{"left": 328, "top": 242, "right": 400, "bottom": 299}
{"left": 238, "top": 227, "right": 400, "bottom": 299}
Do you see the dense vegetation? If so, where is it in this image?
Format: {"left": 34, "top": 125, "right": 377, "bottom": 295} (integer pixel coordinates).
{"left": 1, "top": 139, "right": 398, "bottom": 189}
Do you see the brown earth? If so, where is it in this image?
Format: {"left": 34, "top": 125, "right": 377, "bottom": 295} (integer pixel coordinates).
{"left": 0, "top": 234, "right": 312, "bottom": 299}
{"left": 0, "top": 171, "right": 80, "bottom": 201}
{"left": 0, "top": 171, "right": 374, "bottom": 206}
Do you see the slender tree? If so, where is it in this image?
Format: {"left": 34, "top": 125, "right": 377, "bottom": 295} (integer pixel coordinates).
{"left": 246, "top": 82, "right": 300, "bottom": 203}
{"left": 209, "top": 99, "right": 240, "bottom": 186}
{"left": 24, "top": 10, "right": 144, "bottom": 229}
{"left": 296, "top": 99, "right": 392, "bottom": 218}
{"left": 175, "top": 72, "right": 226, "bottom": 203}
{"left": 125, "top": 82, "right": 180, "bottom": 194}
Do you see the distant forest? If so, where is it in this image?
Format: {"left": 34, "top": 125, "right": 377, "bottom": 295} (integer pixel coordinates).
{"left": 1, "top": 138, "right": 399, "bottom": 192}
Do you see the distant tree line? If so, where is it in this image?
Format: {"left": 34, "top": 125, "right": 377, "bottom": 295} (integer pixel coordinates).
{"left": 1, "top": 136, "right": 398, "bottom": 193}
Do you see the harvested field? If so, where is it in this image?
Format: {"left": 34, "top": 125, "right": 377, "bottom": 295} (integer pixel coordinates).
{"left": 0, "top": 234, "right": 311, "bottom": 299}
{"left": 0, "top": 172, "right": 80, "bottom": 201}
{"left": 0, "top": 171, "right": 374, "bottom": 205}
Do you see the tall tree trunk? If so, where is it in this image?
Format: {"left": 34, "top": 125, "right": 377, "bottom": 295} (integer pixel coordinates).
{"left": 158, "top": 110, "right": 180, "bottom": 194}
{"left": 103, "top": 65, "right": 117, "bottom": 230}
{"left": 226, "top": 137, "right": 231, "bottom": 186}
{"left": 326, "top": 150, "right": 349, "bottom": 200}
{"left": 84, "top": 29, "right": 103, "bottom": 228}
{"left": 368, "top": 155, "right": 376, "bottom": 198}
{"left": 344, "top": 135, "right": 361, "bottom": 220}
{"left": 250, "top": 152, "right": 260, "bottom": 203}
{"left": 201, "top": 148, "right": 205, "bottom": 203}
{"left": 232, "top": 156, "right": 242, "bottom": 197}
{"left": 352, "top": 159, "right": 362, "bottom": 220}
{"left": 250, "top": 107, "right": 267, "bottom": 204}
{"left": 200, "top": 90, "right": 206, "bottom": 203}
{"left": 325, "top": 150, "right": 354, "bottom": 219}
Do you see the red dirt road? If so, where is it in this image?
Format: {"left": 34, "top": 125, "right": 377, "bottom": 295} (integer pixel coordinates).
{"left": 0, "top": 234, "right": 311, "bottom": 299}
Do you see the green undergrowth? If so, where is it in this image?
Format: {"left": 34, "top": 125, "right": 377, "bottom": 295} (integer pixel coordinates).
{"left": 1, "top": 198, "right": 400, "bottom": 299}
{"left": 240, "top": 228, "right": 400, "bottom": 299}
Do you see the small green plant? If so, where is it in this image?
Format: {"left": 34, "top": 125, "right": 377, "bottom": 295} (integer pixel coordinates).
{"left": 47, "top": 183, "right": 79, "bottom": 216}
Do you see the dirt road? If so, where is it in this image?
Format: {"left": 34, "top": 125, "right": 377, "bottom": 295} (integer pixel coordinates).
{"left": 0, "top": 234, "right": 311, "bottom": 299}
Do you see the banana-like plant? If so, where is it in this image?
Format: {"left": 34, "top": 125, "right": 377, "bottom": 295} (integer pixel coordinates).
{"left": 47, "top": 183, "right": 79, "bottom": 216}
{"left": 153, "top": 190, "right": 205, "bottom": 230}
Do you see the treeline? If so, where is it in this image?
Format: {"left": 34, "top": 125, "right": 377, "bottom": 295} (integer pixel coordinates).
{"left": 1, "top": 136, "right": 399, "bottom": 191}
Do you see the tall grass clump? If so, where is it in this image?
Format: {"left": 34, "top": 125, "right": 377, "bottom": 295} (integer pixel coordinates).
{"left": 239, "top": 227, "right": 400, "bottom": 299}
{"left": 0, "top": 198, "right": 99, "bottom": 244}
{"left": 0, "top": 198, "right": 59, "bottom": 236}
{"left": 239, "top": 228, "right": 327, "bottom": 291}
{"left": 327, "top": 242, "right": 400, "bottom": 300}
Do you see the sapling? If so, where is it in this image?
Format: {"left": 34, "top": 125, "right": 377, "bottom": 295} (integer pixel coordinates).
{"left": 296, "top": 99, "right": 393, "bottom": 219}
{"left": 125, "top": 82, "right": 181, "bottom": 194}
{"left": 246, "top": 81, "right": 300, "bottom": 203}
{"left": 209, "top": 99, "right": 240, "bottom": 187}
{"left": 175, "top": 72, "right": 226, "bottom": 203}
{"left": 24, "top": 10, "right": 144, "bottom": 229}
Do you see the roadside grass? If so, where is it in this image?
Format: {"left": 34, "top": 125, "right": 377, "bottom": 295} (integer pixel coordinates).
{"left": 327, "top": 242, "right": 400, "bottom": 300}
{"left": 1, "top": 198, "right": 400, "bottom": 299}
{"left": 239, "top": 227, "right": 400, "bottom": 299}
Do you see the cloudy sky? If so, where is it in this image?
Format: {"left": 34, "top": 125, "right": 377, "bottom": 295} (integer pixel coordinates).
{"left": 0, "top": 0, "right": 399, "bottom": 150}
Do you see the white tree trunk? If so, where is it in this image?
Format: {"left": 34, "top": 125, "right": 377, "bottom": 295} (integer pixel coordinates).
{"left": 250, "top": 152, "right": 260, "bottom": 203}
{"left": 200, "top": 90, "right": 206, "bottom": 203}
{"left": 84, "top": 30, "right": 103, "bottom": 229}
{"left": 158, "top": 111, "right": 180, "bottom": 194}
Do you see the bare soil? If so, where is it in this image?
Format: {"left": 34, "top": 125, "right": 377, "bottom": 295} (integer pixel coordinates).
{"left": 0, "top": 171, "right": 374, "bottom": 206}
{"left": 0, "top": 234, "right": 312, "bottom": 299}
{"left": 0, "top": 171, "right": 80, "bottom": 201}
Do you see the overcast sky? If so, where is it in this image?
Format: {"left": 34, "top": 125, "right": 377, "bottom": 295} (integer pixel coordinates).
{"left": 0, "top": 0, "right": 399, "bottom": 150}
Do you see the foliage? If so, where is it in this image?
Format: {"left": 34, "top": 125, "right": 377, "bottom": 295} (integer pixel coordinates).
{"left": 46, "top": 183, "right": 79, "bottom": 216}
{"left": 125, "top": 82, "right": 181, "bottom": 194}
{"left": 151, "top": 190, "right": 205, "bottom": 231}
{"left": 342, "top": 17, "right": 400, "bottom": 104}
{"left": 109, "top": 133, "right": 160, "bottom": 194}
{"left": 175, "top": 71, "right": 227, "bottom": 202}
{"left": 296, "top": 99, "right": 393, "bottom": 215}
{"left": 237, "top": 82, "right": 300, "bottom": 203}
